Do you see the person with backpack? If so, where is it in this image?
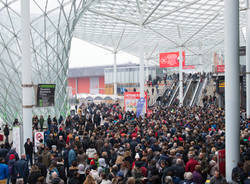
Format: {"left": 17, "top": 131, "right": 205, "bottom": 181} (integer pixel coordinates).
{"left": 8, "top": 154, "right": 17, "bottom": 184}
{"left": 14, "top": 154, "right": 29, "bottom": 184}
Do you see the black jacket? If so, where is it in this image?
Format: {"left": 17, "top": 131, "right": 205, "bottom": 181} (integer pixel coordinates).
{"left": 28, "top": 171, "right": 42, "bottom": 184}
{"left": 24, "top": 142, "right": 33, "bottom": 155}
{"left": 3, "top": 126, "right": 9, "bottom": 136}
{"left": 14, "top": 159, "right": 29, "bottom": 179}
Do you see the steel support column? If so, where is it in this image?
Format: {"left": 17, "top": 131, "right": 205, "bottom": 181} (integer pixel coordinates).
{"left": 113, "top": 51, "right": 117, "bottom": 97}
{"left": 246, "top": 0, "right": 250, "bottom": 118}
{"left": 21, "top": 0, "right": 33, "bottom": 149}
{"left": 179, "top": 47, "right": 183, "bottom": 106}
{"left": 224, "top": 0, "right": 240, "bottom": 182}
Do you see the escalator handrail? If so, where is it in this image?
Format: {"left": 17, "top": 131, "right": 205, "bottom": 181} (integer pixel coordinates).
{"left": 196, "top": 77, "right": 208, "bottom": 106}
{"left": 169, "top": 83, "right": 179, "bottom": 106}
{"left": 183, "top": 78, "right": 193, "bottom": 100}
{"left": 189, "top": 80, "right": 200, "bottom": 107}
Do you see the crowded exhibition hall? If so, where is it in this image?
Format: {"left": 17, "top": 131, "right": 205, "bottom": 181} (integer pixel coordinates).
{"left": 0, "top": 0, "right": 250, "bottom": 183}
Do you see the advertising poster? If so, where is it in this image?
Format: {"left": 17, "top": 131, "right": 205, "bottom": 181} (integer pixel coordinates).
{"left": 124, "top": 92, "right": 147, "bottom": 113}
{"left": 159, "top": 51, "right": 195, "bottom": 69}
{"left": 12, "top": 126, "right": 21, "bottom": 156}
{"left": 136, "top": 97, "right": 146, "bottom": 118}
{"left": 218, "top": 149, "right": 225, "bottom": 176}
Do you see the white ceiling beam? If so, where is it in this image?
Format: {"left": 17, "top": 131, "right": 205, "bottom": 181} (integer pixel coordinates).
{"left": 114, "top": 28, "right": 126, "bottom": 51}
{"left": 143, "top": 0, "right": 165, "bottom": 25}
{"left": 88, "top": 9, "right": 139, "bottom": 26}
{"left": 146, "top": 26, "right": 179, "bottom": 47}
{"left": 182, "top": 11, "right": 222, "bottom": 46}
{"left": 136, "top": 0, "right": 142, "bottom": 15}
{"left": 145, "top": 0, "right": 202, "bottom": 25}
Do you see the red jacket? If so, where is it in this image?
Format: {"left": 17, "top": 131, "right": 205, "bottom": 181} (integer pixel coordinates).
{"left": 185, "top": 158, "right": 199, "bottom": 172}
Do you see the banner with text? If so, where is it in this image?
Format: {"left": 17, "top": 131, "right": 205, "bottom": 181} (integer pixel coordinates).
{"left": 124, "top": 92, "right": 147, "bottom": 113}
{"left": 159, "top": 51, "right": 195, "bottom": 69}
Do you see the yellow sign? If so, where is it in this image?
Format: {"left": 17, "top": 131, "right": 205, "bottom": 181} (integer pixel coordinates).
{"left": 219, "top": 82, "right": 225, "bottom": 88}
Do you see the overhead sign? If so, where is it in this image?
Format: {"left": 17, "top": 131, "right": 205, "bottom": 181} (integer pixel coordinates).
{"left": 34, "top": 131, "right": 44, "bottom": 152}
{"left": 124, "top": 92, "right": 147, "bottom": 113}
{"left": 160, "top": 52, "right": 180, "bottom": 68}
{"left": 240, "top": 46, "right": 246, "bottom": 56}
{"left": 37, "top": 84, "right": 56, "bottom": 107}
{"left": 159, "top": 51, "right": 194, "bottom": 69}
{"left": 183, "top": 65, "right": 195, "bottom": 69}
{"left": 217, "top": 65, "right": 225, "bottom": 73}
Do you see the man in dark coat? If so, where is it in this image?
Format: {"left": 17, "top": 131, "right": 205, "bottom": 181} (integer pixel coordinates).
{"left": 14, "top": 154, "right": 29, "bottom": 184}
{"left": 3, "top": 125, "right": 9, "bottom": 143}
{"left": 24, "top": 138, "right": 33, "bottom": 166}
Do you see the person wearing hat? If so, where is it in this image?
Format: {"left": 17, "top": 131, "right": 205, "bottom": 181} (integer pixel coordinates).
{"left": 8, "top": 154, "right": 17, "bottom": 184}
{"left": 98, "top": 158, "right": 108, "bottom": 175}
{"left": 77, "top": 164, "right": 86, "bottom": 184}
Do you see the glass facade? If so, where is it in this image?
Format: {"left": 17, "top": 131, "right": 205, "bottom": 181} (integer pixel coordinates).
{"left": 104, "top": 66, "right": 157, "bottom": 85}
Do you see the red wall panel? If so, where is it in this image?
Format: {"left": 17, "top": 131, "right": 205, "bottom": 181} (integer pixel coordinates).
{"left": 78, "top": 77, "right": 90, "bottom": 94}
{"left": 99, "top": 76, "right": 105, "bottom": 94}
{"left": 68, "top": 78, "right": 76, "bottom": 95}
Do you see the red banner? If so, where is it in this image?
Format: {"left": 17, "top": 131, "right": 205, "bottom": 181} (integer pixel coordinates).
{"left": 216, "top": 65, "right": 225, "bottom": 73}
{"left": 159, "top": 52, "right": 180, "bottom": 68}
{"left": 124, "top": 92, "right": 147, "bottom": 113}
{"left": 159, "top": 51, "right": 194, "bottom": 69}
{"left": 218, "top": 149, "right": 225, "bottom": 176}
{"left": 183, "top": 65, "right": 195, "bottom": 69}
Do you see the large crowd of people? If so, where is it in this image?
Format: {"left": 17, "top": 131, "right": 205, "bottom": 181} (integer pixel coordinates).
{"left": 0, "top": 101, "right": 250, "bottom": 184}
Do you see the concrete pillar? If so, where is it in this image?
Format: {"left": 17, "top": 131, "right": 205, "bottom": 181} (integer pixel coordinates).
{"left": 21, "top": 0, "right": 33, "bottom": 149}
{"left": 224, "top": 0, "right": 240, "bottom": 181}
{"left": 246, "top": 0, "right": 250, "bottom": 118}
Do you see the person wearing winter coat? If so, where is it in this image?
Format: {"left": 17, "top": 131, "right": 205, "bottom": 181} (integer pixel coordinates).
{"left": 3, "top": 125, "right": 9, "bottom": 143}
{"left": 209, "top": 169, "right": 227, "bottom": 184}
{"left": 24, "top": 138, "right": 33, "bottom": 166}
{"left": 68, "top": 145, "right": 77, "bottom": 167}
{"left": 14, "top": 154, "right": 29, "bottom": 184}
{"left": 8, "top": 154, "right": 17, "bottom": 184}
{"left": 48, "top": 171, "right": 64, "bottom": 184}
{"left": 0, "top": 157, "right": 9, "bottom": 183}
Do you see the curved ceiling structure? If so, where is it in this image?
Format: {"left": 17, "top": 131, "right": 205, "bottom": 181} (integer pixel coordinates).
{"left": 0, "top": 0, "right": 247, "bottom": 124}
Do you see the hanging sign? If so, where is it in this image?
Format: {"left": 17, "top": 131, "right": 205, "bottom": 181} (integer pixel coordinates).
{"left": 159, "top": 51, "right": 191, "bottom": 68}
{"left": 216, "top": 65, "right": 225, "bottom": 73}
{"left": 36, "top": 84, "right": 56, "bottom": 107}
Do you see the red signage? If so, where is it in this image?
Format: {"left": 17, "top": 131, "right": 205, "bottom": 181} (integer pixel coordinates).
{"left": 218, "top": 149, "right": 225, "bottom": 176}
{"left": 217, "top": 65, "right": 225, "bottom": 73}
{"left": 160, "top": 52, "right": 180, "bottom": 68}
{"left": 159, "top": 51, "right": 194, "bottom": 69}
{"left": 183, "top": 65, "right": 195, "bottom": 69}
{"left": 124, "top": 92, "right": 147, "bottom": 113}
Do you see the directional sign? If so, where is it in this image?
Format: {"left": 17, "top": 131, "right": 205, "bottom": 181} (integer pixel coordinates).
{"left": 34, "top": 131, "right": 44, "bottom": 152}
{"left": 36, "top": 84, "right": 56, "bottom": 107}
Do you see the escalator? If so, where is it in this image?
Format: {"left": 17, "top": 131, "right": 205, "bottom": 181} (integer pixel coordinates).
{"left": 190, "top": 79, "right": 203, "bottom": 106}
{"left": 183, "top": 79, "right": 196, "bottom": 106}
{"left": 168, "top": 83, "right": 179, "bottom": 106}
{"left": 169, "top": 79, "right": 189, "bottom": 106}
